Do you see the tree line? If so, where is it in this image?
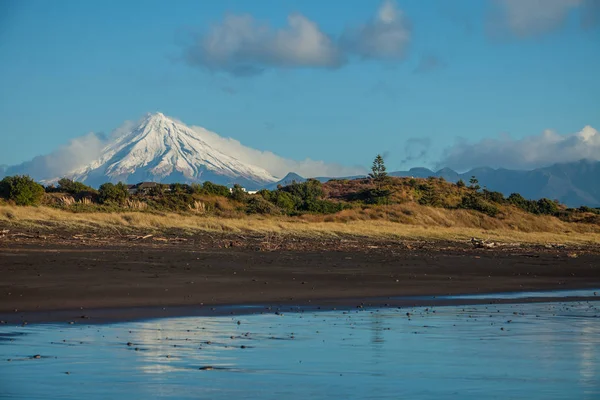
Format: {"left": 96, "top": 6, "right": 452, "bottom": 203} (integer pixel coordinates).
{"left": 1, "top": 155, "right": 598, "bottom": 219}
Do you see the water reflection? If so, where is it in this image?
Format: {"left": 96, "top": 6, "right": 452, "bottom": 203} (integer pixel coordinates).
{"left": 0, "top": 301, "right": 599, "bottom": 399}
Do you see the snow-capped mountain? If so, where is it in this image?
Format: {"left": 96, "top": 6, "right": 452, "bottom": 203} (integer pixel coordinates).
{"left": 64, "top": 112, "right": 278, "bottom": 188}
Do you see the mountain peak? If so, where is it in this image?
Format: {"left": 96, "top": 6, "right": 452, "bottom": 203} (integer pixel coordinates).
{"left": 60, "top": 113, "right": 277, "bottom": 188}
{"left": 281, "top": 172, "right": 305, "bottom": 181}
{"left": 141, "top": 112, "right": 173, "bottom": 127}
{"left": 147, "top": 111, "right": 166, "bottom": 119}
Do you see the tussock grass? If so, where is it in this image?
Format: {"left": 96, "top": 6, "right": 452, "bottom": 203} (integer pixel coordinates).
{"left": 1, "top": 204, "right": 599, "bottom": 245}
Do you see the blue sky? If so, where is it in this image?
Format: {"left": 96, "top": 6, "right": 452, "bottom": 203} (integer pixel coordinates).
{"left": 1, "top": 0, "right": 599, "bottom": 175}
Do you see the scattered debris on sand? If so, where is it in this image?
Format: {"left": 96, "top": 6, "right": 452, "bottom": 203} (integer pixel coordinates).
{"left": 470, "top": 238, "right": 497, "bottom": 249}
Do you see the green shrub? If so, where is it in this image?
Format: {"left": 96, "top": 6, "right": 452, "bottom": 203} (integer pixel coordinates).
{"left": 508, "top": 193, "right": 560, "bottom": 215}
{"left": 536, "top": 198, "right": 559, "bottom": 216}
{"left": 170, "top": 183, "right": 192, "bottom": 194}
{"left": 482, "top": 189, "right": 505, "bottom": 204}
{"left": 280, "top": 179, "right": 323, "bottom": 203}
{"left": 273, "top": 191, "right": 297, "bottom": 213}
{"left": 418, "top": 184, "right": 443, "bottom": 207}
{"left": 578, "top": 206, "right": 600, "bottom": 215}
{"left": 352, "top": 188, "right": 391, "bottom": 205}
{"left": 98, "top": 182, "right": 129, "bottom": 205}
{"left": 246, "top": 196, "right": 280, "bottom": 215}
{"left": 201, "top": 181, "right": 230, "bottom": 197}
{"left": 0, "top": 175, "right": 45, "bottom": 206}
{"left": 229, "top": 184, "right": 248, "bottom": 202}
{"left": 56, "top": 178, "right": 97, "bottom": 195}
{"left": 305, "top": 199, "right": 346, "bottom": 214}
{"left": 460, "top": 194, "right": 499, "bottom": 217}
{"left": 148, "top": 192, "right": 195, "bottom": 212}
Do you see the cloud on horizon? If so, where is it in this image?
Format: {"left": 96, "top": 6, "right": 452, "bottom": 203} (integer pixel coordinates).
{"left": 437, "top": 125, "right": 600, "bottom": 171}
{"left": 488, "top": 0, "right": 599, "bottom": 38}
{"left": 4, "top": 132, "right": 108, "bottom": 181}
{"left": 184, "top": 0, "right": 410, "bottom": 76}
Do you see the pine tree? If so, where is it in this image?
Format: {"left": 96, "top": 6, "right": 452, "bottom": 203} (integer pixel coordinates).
{"left": 369, "top": 154, "right": 388, "bottom": 181}
{"left": 469, "top": 176, "right": 480, "bottom": 191}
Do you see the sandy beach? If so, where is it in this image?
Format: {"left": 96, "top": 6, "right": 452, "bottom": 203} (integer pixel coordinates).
{"left": 1, "top": 232, "right": 599, "bottom": 323}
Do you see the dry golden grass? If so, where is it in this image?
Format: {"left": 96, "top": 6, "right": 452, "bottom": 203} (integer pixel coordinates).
{"left": 1, "top": 204, "right": 599, "bottom": 246}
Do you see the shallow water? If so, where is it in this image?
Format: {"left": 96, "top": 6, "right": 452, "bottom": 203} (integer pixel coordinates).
{"left": 1, "top": 300, "right": 599, "bottom": 399}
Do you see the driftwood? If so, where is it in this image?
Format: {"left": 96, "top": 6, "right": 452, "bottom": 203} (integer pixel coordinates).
{"left": 545, "top": 243, "right": 567, "bottom": 249}
{"left": 0, "top": 229, "right": 9, "bottom": 238}
{"left": 10, "top": 232, "right": 47, "bottom": 240}
{"left": 470, "top": 237, "right": 496, "bottom": 249}
{"left": 127, "top": 234, "right": 154, "bottom": 241}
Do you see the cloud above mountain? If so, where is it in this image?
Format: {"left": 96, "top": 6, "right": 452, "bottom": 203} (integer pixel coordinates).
{"left": 184, "top": 0, "right": 410, "bottom": 75}
{"left": 488, "top": 0, "right": 599, "bottom": 38}
{"left": 190, "top": 125, "right": 365, "bottom": 178}
{"left": 438, "top": 125, "right": 600, "bottom": 171}
{"left": 185, "top": 13, "right": 344, "bottom": 76}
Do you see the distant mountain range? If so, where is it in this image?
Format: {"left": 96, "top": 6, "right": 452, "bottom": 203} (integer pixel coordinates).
{"left": 271, "top": 160, "right": 600, "bottom": 208}
{"left": 389, "top": 160, "right": 600, "bottom": 208}
{"left": 1, "top": 112, "right": 599, "bottom": 207}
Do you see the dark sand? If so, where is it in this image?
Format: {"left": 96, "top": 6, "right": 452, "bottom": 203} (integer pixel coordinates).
{"left": 1, "top": 234, "right": 599, "bottom": 323}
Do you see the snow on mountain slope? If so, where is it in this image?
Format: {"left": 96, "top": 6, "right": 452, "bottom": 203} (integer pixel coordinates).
{"left": 66, "top": 112, "right": 277, "bottom": 188}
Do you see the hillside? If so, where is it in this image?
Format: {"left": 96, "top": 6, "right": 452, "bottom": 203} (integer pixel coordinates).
{"left": 1, "top": 175, "right": 599, "bottom": 246}
{"left": 389, "top": 160, "right": 600, "bottom": 207}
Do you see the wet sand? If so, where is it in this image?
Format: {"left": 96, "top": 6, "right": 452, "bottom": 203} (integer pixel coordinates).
{"left": 1, "top": 234, "right": 599, "bottom": 323}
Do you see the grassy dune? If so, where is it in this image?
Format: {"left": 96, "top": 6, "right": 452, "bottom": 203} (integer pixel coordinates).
{"left": 1, "top": 203, "right": 599, "bottom": 245}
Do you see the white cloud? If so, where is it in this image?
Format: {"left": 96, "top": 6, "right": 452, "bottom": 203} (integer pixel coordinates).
{"left": 185, "top": 13, "right": 343, "bottom": 75}
{"left": 3, "top": 120, "right": 136, "bottom": 181}
{"left": 341, "top": 0, "right": 411, "bottom": 60}
{"left": 488, "top": 0, "right": 597, "bottom": 37}
{"left": 190, "top": 125, "right": 366, "bottom": 178}
{"left": 438, "top": 125, "right": 600, "bottom": 171}
{"left": 5, "top": 132, "right": 108, "bottom": 181}
{"left": 184, "top": 1, "right": 411, "bottom": 75}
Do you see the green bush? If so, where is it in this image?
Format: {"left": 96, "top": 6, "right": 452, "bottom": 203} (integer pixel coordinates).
{"left": 200, "top": 181, "right": 230, "bottom": 197}
{"left": 246, "top": 196, "right": 280, "bottom": 215}
{"left": 508, "top": 193, "right": 560, "bottom": 215}
{"left": 56, "top": 178, "right": 97, "bottom": 196}
{"left": 305, "top": 199, "right": 346, "bottom": 214}
{"left": 229, "top": 184, "right": 248, "bottom": 202}
{"left": 273, "top": 191, "right": 297, "bottom": 213}
{"left": 170, "top": 183, "right": 192, "bottom": 194}
{"left": 353, "top": 188, "right": 391, "bottom": 205}
{"left": 536, "top": 198, "right": 559, "bottom": 216}
{"left": 0, "top": 175, "right": 45, "bottom": 206}
{"left": 280, "top": 179, "right": 323, "bottom": 203}
{"left": 460, "top": 194, "right": 499, "bottom": 217}
{"left": 482, "top": 189, "right": 505, "bottom": 204}
{"left": 98, "top": 182, "right": 129, "bottom": 205}
{"left": 578, "top": 206, "right": 600, "bottom": 215}
{"left": 418, "top": 184, "right": 443, "bottom": 207}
